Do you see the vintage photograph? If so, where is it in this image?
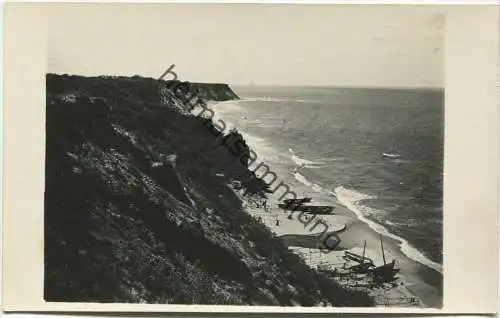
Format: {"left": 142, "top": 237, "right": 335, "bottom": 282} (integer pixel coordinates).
{"left": 44, "top": 4, "right": 444, "bottom": 308}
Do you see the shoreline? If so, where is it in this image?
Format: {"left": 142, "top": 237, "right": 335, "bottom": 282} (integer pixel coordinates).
{"left": 212, "top": 100, "right": 442, "bottom": 308}
{"left": 334, "top": 186, "right": 443, "bottom": 274}
{"left": 239, "top": 190, "right": 442, "bottom": 308}
{"left": 45, "top": 74, "right": 379, "bottom": 306}
{"left": 329, "top": 200, "right": 443, "bottom": 307}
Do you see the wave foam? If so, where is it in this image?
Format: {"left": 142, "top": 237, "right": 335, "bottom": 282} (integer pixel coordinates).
{"left": 242, "top": 97, "right": 290, "bottom": 102}
{"left": 293, "top": 172, "right": 325, "bottom": 194}
{"left": 288, "top": 148, "right": 327, "bottom": 168}
{"left": 293, "top": 172, "right": 313, "bottom": 187}
{"left": 335, "top": 186, "right": 443, "bottom": 273}
{"left": 209, "top": 101, "right": 247, "bottom": 115}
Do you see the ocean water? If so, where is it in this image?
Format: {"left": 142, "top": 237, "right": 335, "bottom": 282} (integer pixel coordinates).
{"left": 214, "top": 86, "right": 444, "bottom": 265}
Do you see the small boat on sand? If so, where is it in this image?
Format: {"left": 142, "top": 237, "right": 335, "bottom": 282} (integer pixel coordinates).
{"left": 283, "top": 198, "right": 312, "bottom": 205}
{"left": 369, "top": 260, "right": 399, "bottom": 282}
{"left": 278, "top": 197, "right": 335, "bottom": 214}
{"left": 343, "top": 236, "right": 399, "bottom": 281}
{"left": 278, "top": 204, "right": 335, "bottom": 214}
{"left": 344, "top": 241, "right": 374, "bottom": 273}
{"left": 368, "top": 235, "right": 399, "bottom": 282}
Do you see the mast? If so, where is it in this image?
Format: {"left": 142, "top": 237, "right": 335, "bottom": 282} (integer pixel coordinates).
{"left": 380, "top": 234, "right": 386, "bottom": 265}
{"left": 362, "top": 240, "right": 367, "bottom": 262}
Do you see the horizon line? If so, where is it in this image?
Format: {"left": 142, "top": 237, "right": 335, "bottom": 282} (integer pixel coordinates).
{"left": 230, "top": 83, "right": 444, "bottom": 91}
{"left": 45, "top": 73, "right": 443, "bottom": 91}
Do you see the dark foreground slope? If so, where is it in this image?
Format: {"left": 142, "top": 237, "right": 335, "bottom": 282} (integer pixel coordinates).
{"left": 44, "top": 74, "right": 373, "bottom": 306}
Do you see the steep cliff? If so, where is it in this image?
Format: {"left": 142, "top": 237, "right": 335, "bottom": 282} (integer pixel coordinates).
{"left": 44, "top": 74, "right": 372, "bottom": 306}
{"left": 189, "top": 82, "right": 240, "bottom": 101}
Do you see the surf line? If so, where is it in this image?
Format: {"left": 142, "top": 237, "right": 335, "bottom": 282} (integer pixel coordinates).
{"left": 158, "top": 65, "right": 340, "bottom": 253}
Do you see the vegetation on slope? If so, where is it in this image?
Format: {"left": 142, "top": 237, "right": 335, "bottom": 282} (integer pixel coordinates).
{"left": 44, "top": 74, "right": 373, "bottom": 306}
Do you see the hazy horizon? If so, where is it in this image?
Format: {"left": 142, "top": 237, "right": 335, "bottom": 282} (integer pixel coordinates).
{"left": 45, "top": 71, "right": 444, "bottom": 90}
{"left": 230, "top": 83, "right": 444, "bottom": 90}
{"left": 47, "top": 4, "right": 444, "bottom": 88}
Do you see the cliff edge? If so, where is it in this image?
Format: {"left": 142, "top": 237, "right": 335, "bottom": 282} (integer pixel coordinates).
{"left": 44, "top": 73, "right": 373, "bottom": 306}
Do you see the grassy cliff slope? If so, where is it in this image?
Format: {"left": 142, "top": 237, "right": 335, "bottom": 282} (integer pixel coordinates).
{"left": 44, "top": 74, "right": 373, "bottom": 306}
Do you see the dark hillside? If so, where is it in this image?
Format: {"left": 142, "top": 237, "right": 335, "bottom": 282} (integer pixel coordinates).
{"left": 44, "top": 73, "right": 373, "bottom": 306}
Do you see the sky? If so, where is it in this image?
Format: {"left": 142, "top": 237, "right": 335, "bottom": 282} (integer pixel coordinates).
{"left": 47, "top": 4, "right": 445, "bottom": 88}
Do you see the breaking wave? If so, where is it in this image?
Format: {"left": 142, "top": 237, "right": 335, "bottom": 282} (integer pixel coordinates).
{"left": 335, "top": 186, "right": 443, "bottom": 273}
{"left": 288, "top": 148, "right": 327, "bottom": 168}
{"left": 293, "top": 172, "right": 326, "bottom": 194}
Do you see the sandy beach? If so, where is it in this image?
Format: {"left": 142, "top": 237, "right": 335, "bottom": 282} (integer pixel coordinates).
{"left": 239, "top": 190, "right": 442, "bottom": 308}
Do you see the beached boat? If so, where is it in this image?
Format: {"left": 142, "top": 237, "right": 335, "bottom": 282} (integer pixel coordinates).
{"left": 301, "top": 205, "right": 335, "bottom": 214}
{"left": 369, "top": 260, "right": 399, "bottom": 282}
{"left": 344, "top": 241, "right": 374, "bottom": 273}
{"left": 282, "top": 198, "right": 312, "bottom": 205}
{"left": 368, "top": 235, "right": 399, "bottom": 282}
{"left": 278, "top": 203, "right": 335, "bottom": 214}
{"left": 343, "top": 237, "right": 399, "bottom": 281}
{"left": 279, "top": 197, "right": 335, "bottom": 214}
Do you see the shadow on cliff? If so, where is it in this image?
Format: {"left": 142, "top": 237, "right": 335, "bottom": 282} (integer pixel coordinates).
{"left": 44, "top": 74, "right": 373, "bottom": 306}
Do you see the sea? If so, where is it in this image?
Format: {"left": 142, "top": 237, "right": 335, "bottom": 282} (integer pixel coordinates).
{"left": 212, "top": 85, "right": 444, "bottom": 268}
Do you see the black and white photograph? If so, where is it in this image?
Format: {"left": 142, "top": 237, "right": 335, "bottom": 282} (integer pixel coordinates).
{"left": 3, "top": 2, "right": 499, "bottom": 314}
{"left": 43, "top": 4, "right": 445, "bottom": 308}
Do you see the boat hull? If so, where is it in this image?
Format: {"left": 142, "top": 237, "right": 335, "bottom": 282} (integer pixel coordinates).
{"left": 278, "top": 204, "right": 336, "bottom": 214}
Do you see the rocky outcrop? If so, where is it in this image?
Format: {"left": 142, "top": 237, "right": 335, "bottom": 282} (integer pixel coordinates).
{"left": 190, "top": 82, "right": 240, "bottom": 101}
{"left": 44, "top": 74, "right": 373, "bottom": 306}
